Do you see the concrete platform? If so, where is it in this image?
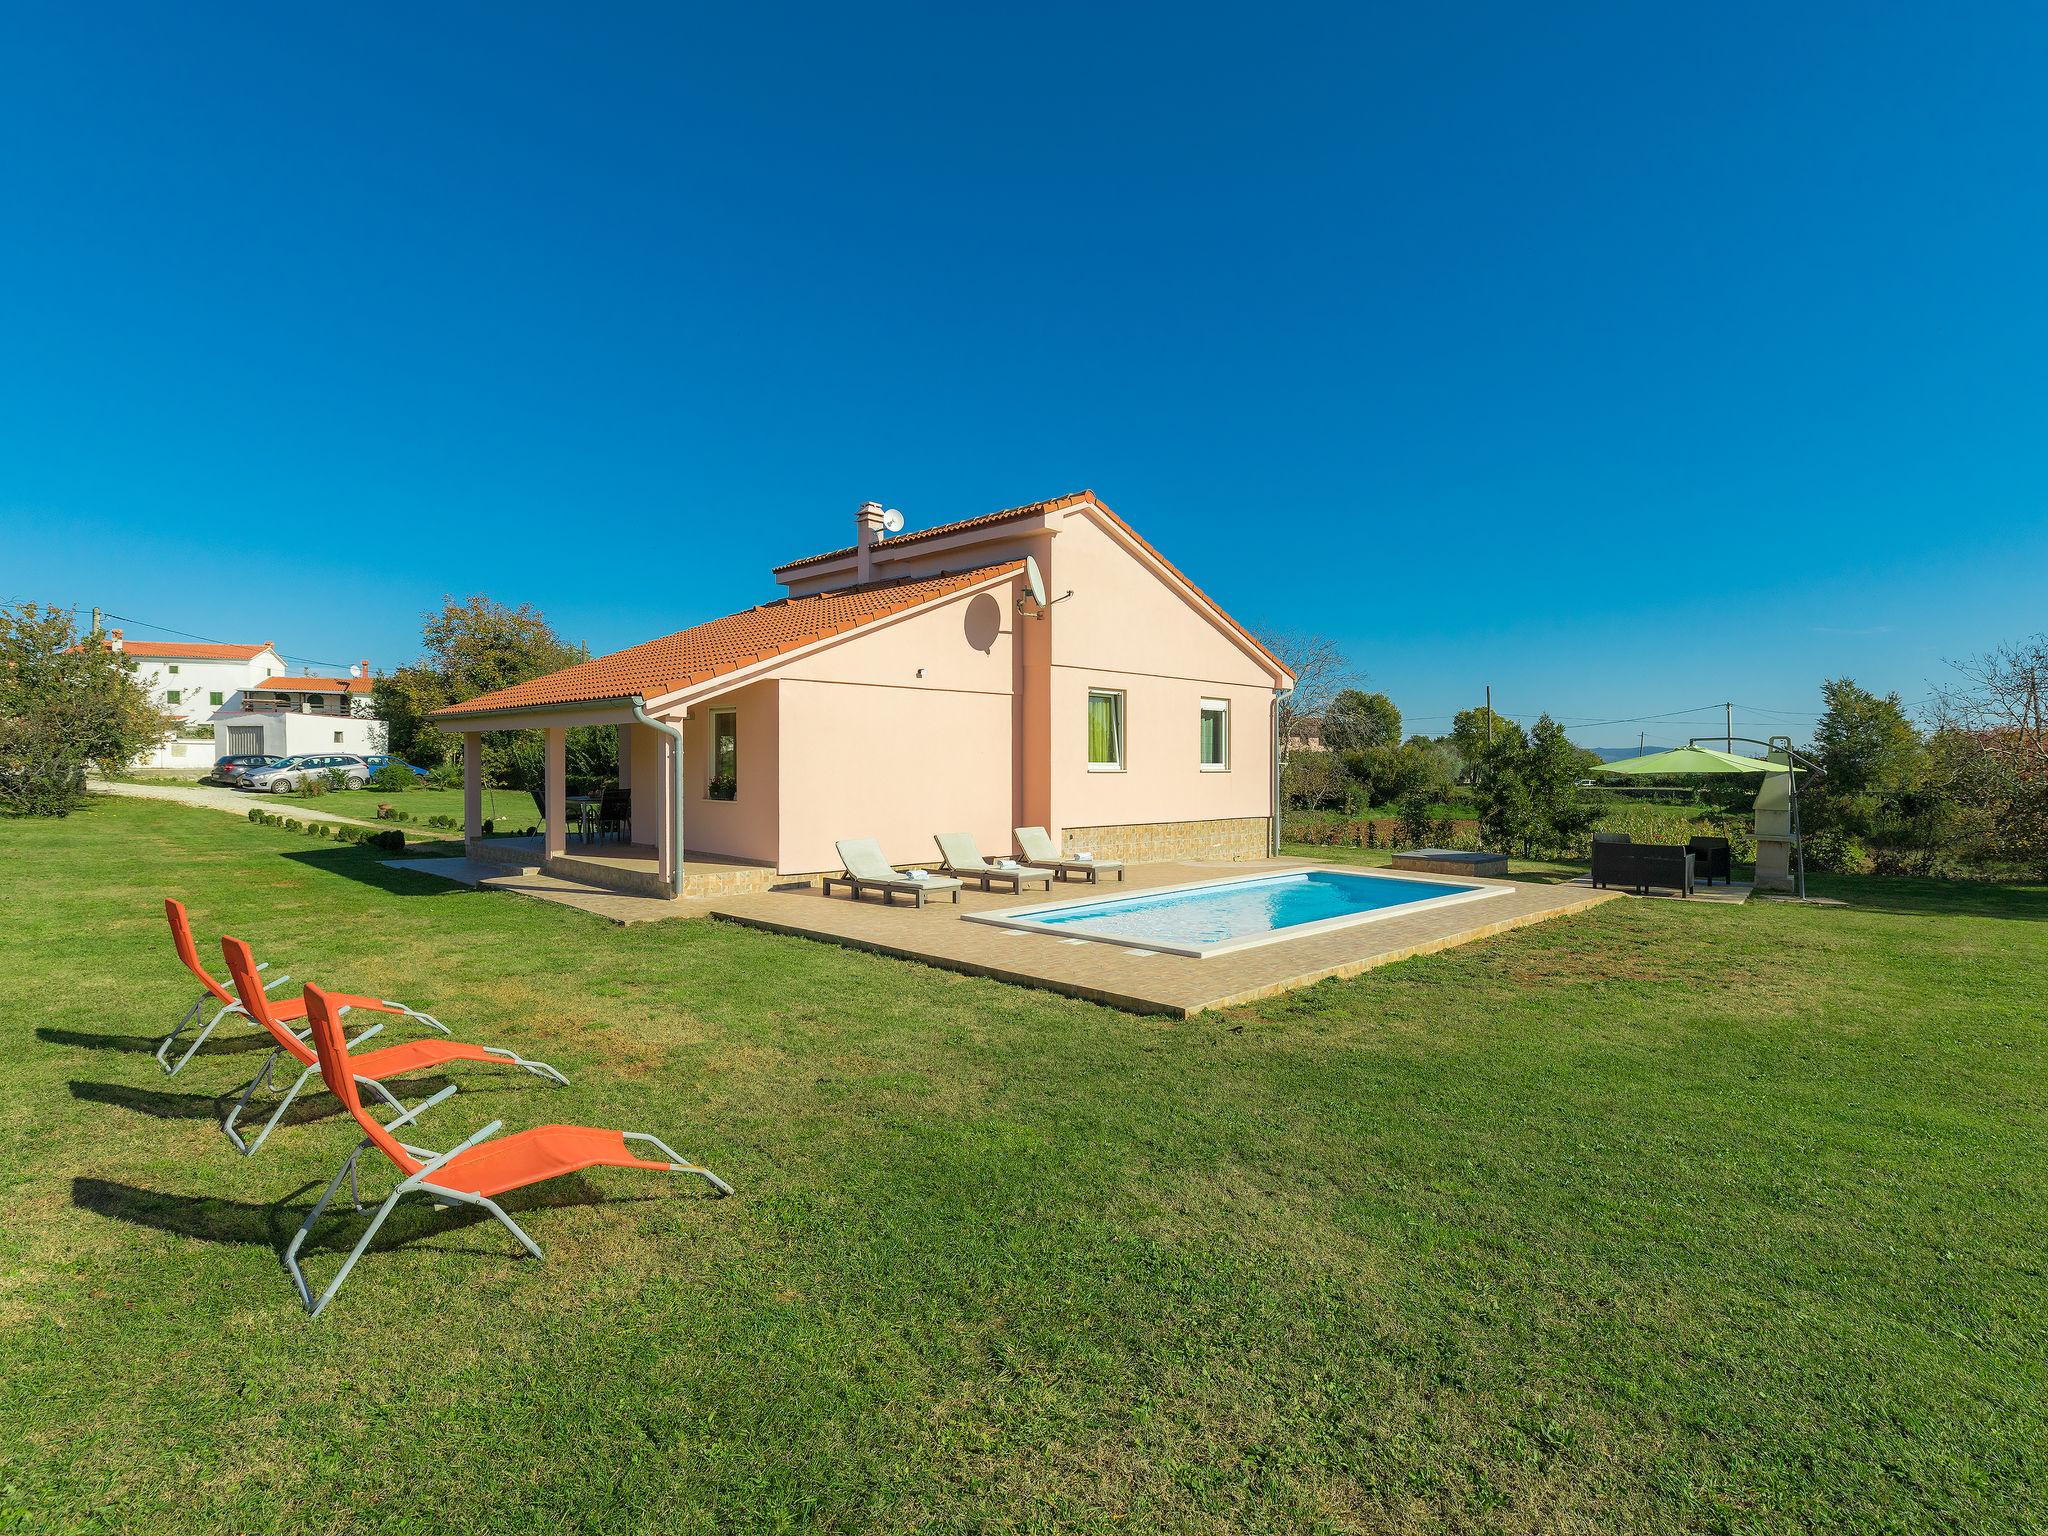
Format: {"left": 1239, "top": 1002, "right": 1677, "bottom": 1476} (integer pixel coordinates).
{"left": 382, "top": 857, "right": 703, "bottom": 924}
{"left": 708, "top": 858, "right": 1621, "bottom": 1017}
{"left": 1392, "top": 848, "right": 1509, "bottom": 877}
{"left": 1566, "top": 875, "right": 1754, "bottom": 905}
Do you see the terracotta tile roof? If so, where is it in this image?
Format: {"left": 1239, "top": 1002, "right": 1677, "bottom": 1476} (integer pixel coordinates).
{"left": 774, "top": 488, "right": 1292, "bottom": 685}
{"left": 121, "top": 640, "right": 273, "bottom": 661}
{"left": 435, "top": 561, "right": 1023, "bottom": 719}
{"left": 770, "top": 491, "right": 1095, "bottom": 574}
{"left": 254, "top": 675, "right": 373, "bottom": 695}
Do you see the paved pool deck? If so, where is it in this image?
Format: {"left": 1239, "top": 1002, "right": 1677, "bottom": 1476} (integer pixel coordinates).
{"left": 708, "top": 858, "right": 1621, "bottom": 1017}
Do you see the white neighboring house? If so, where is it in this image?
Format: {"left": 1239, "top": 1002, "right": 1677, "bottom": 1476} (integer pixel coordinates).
{"left": 115, "top": 631, "right": 386, "bottom": 768}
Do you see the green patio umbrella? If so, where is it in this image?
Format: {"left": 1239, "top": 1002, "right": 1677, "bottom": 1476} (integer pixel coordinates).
{"left": 1595, "top": 745, "right": 1803, "bottom": 775}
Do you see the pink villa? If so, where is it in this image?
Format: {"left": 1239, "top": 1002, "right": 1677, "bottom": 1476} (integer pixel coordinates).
{"left": 434, "top": 492, "right": 1296, "bottom": 898}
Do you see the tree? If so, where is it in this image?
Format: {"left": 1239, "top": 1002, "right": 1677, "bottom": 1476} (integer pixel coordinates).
{"left": 1451, "top": 705, "right": 1523, "bottom": 774}
{"left": 1256, "top": 630, "right": 1361, "bottom": 778}
{"left": 1321, "top": 689, "right": 1401, "bottom": 753}
{"left": 1279, "top": 749, "right": 1349, "bottom": 811}
{"left": 1932, "top": 636, "right": 2048, "bottom": 877}
{"left": 1471, "top": 712, "right": 1593, "bottom": 857}
{"left": 373, "top": 595, "right": 591, "bottom": 779}
{"left": 1, "top": 604, "right": 171, "bottom": 815}
{"left": 1805, "top": 678, "right": 1928, "bottom": 844}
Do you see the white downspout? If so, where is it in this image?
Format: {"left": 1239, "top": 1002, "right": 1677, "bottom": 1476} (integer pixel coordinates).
{"left": 1270, "top": 684, "right": 1292, "bottom": 857}
{"left": 631, "top": 697, "right": 685, "bottom": 898}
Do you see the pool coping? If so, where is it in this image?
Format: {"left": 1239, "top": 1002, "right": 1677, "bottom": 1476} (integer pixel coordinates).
{"left": 961, "top": 865, "right": 1513, "bottom": 958}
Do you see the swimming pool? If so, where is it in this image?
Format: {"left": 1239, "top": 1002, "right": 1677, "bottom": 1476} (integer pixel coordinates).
{"left": 965, "top": 867, "right": 1511, "bottom": 958}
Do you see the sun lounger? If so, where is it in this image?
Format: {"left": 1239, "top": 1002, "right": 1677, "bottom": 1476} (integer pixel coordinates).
{"left": 157, "top": 897, "right": 451, "bottom": 1076}
{"left": 283, "top": 981, "right": 729, "bottom": 1318}
{"left": 823, "top": 838, "right": 962, "bottom": 907}
{"left": 934, "top": 832, "right": 1054, "bottom": 893}
{"left": 1014, "top": 826, "right": 1125, "bottom": 884}
{"left": 217, "top": 934, "right": 567, "bottom": 1156}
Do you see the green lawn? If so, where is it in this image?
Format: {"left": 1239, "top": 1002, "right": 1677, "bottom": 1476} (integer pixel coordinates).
{"left": 3, "top": 798, "right": 2044, "bottom": 1533}
{"left": 262, "top": 783, "right": 542, "bottom": 830}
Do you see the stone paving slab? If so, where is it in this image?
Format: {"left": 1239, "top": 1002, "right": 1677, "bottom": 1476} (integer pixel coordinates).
{"left": 709, "top": 859, "right": 1623, "bottom": 1017}
{"left": 382, "top": 857, "right": 704, "bottom": 924}
{"left": 1564, "top": 874, "right": 1754, "bottom": 905}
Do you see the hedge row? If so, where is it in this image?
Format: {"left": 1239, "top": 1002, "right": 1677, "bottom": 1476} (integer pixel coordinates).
{"left": 1283, "top": 816, "right": 1482, "bottom": 849}
{"left": 247, "top": 807, "right": 405, "bottom": 852}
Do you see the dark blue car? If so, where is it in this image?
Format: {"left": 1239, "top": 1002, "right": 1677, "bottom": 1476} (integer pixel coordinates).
{"left": 361, "top": 754, "right": 430, "bottom": 779}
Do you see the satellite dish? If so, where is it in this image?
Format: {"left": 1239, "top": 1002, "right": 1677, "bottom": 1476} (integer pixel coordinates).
{"left": 1024, "top": 555, "right": 1049, "bottom": 610}
{"left": 347, "top": 663, "right": 361, "bottom": 678}
{"left": 881, "top": 507, "right": 905, "bottom": 534}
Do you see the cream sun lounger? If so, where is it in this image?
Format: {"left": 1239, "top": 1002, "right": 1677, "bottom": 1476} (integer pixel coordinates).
{"left": 1014, "top": 826, "right": 1125, "bottom": 884}
{"left": 824, "top": 838, "right": 963, "bottom": 908}
{"left": 934, "top": 833, "right": 1054, "bottom": 894}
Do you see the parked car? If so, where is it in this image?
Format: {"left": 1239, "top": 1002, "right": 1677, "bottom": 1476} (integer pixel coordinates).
{"left": 203, "top": 754, "right": 282, "bottom": 786}
{"left": 360, "top": 754, "right": 430, "bottom": 779}
{"left": 239, "top": 754, "right": 372, "bottom": 793}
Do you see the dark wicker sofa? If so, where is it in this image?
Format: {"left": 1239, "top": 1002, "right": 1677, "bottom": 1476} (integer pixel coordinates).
{"left": 1591, "top": 837, "right": 1696, "bottom": 897}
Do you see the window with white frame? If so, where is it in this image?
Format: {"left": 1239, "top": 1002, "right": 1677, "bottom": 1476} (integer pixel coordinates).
{"left": 1087, "top": 689, "right": 1125, "bottom": 770}
{"left": 1200, "top": 698, "right": 1230, "bottom": 769}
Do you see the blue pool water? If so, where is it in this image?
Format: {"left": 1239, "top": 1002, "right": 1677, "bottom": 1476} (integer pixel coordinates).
{"left": 1007, "top": 870, "right": 1481, "bottom": 951}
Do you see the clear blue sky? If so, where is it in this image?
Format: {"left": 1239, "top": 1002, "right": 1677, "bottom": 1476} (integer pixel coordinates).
{"left": 4, "top": 2, "right": 2045, "bottom": 748}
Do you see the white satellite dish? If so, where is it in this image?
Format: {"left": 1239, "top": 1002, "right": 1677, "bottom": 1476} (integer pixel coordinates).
{"left": 881, "top": 507, "right": 905, "bottom": 534}
{"left": 1024, "top": 555, "right": 1049, "bottom": 609}
{"left": 347, "top": 663, "right": 361, "bottom": 678}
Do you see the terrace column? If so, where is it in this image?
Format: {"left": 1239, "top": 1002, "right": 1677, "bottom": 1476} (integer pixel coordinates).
{"left": 615, "top": 724, "right": 631, "bottom": 790}
{"left": 544, "top": 727, "right": 566, "bottom": 860}
{"left": 658, "top": 730, "right": 679, "bottom": 890}
{"left": 462, "top": 734, "right": 483, "bottom": 847}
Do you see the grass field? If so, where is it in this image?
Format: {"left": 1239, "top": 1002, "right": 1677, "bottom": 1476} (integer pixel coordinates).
{"left": 260, "top": 783, "right": 543, "bottom": 829}
{"left": 3, "top": 797, "right": 2043, "bottom": 1533}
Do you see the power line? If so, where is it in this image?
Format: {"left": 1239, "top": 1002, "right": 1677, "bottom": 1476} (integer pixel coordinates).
{"left": 87, "top": 607, "right": 361, "bottom": 675}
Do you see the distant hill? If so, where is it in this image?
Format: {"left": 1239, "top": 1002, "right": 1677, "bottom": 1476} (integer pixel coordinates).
{"left": 1587, "top": 745, "right": 1679, "bottom": 762}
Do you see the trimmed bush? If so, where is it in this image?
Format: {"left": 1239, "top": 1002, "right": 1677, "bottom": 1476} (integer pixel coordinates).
{"left": 369, "top": 764, "right": 415, "bottom": 793}
{"left": 247, "top": 808, "right": 263, "bottom": 823}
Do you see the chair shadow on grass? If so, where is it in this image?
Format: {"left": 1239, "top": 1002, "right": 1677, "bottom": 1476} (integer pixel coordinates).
{"left": 40, "top": 1024, "right": 280, "bottom": 1057}
{"left": 72, "top": 1173, "right": 656, "bottom": 1264}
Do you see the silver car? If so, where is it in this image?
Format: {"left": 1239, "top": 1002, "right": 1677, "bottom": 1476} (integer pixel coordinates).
{"left": 241, "top": 753, "right": 371, "bottom": 793}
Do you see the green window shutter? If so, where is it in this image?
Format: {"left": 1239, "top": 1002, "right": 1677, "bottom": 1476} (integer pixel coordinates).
{"left": 1200, "top": 710, "right": 1219, "bottom": 763}
{"left": 165, "top": 689, "right": 180, "bottom": 704}
{"left": 1088, "top": 692, "right": 1122, "bottom": 766}
{"left": 210, "top": 691, "right": 224, "bottom": 706}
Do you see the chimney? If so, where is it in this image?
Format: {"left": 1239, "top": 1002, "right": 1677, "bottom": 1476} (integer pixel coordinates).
{"left": 109, "top": 627, "right": 124, "bottom": 652}
{"left": 854, "top": 501, "right": 887, "bottom": 584}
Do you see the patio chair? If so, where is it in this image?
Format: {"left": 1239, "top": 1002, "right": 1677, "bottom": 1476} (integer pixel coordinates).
{"left": 284, "top": 981, "right": 730, "bottom": 1318}
{"left": 157, "top": 897, "right": 450, "bottom": 1077}
{"left": 823, "top": 838, "right": 962, "bottom": 907}
{"left": 1687, "top": 835, "right": 1733, "bottom": 886}
{"left": 596, "top": 788, "right": 631, "bottom": 844}
{"left": 934, "top": 832, "right": 1054, "bottom": 893}
{"left": 1014, "top": 826, "right": 1126, "bottom": 884}
{"left": 1591, "top": 840, "right": 1695, "bottom": 897}
{"left": 217, "top": 934, "right": 568, "bottom": 1156}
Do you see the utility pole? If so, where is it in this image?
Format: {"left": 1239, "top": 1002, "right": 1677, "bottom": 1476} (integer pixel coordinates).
{"left": 91, "top": 607, "right": 101, "bottom": 635}
{"left": 1639, "top": 729, "right": 1646, "bottom": 757}
{"left": 1725, "top": 702, "right": 1733, "bottom": 752}
{"left": 1485, "top": 684, "right": 1493, "bottom": 747}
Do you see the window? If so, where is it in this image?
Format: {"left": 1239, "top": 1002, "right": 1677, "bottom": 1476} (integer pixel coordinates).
{"left": 209, "top": 690, "right": 224, "bottom": 706}
{"left": 1200, "top": 698, "right": 1230, "bottom": 769}
{"left": 332, "top": 733, "right": 343, "bottom": 744}
{"left": 164, "top": 689, "right": 181, "bottom": 705}
{"left": 708, "top": 710, "right": 737, "bottom": 800}
{"left": 1087, "top": 690, "right": 1125, "bottom": 770}
{"left": 167, "top": 665, "right": 180, "bottom": 675}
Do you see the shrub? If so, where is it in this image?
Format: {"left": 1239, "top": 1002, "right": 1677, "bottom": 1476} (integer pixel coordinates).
{"left": 426, "top": 761, "right": 465, "bottom": 791}
{"left": 296, "top": 774, "right": 326, "bottom": 798}
{"left": 1802, "top": 826, "right": 1868, "bottom": 874}
{"left": 369, "top": 763, "right": 415, "bottom": 793}
{"left": 372, "top": 829, "right": 404, "bottom": 851}
{"left": 426, "top": 813, "right": 457, "bottom": 829}
{"left": 1397, "top": 794, "right": 1435, "bottom": 850}
{"left": 323, "top": 767, "right": 351, "bottom": 792}
{"left": 247, "top": 807, "right": 263, "bottom": 823}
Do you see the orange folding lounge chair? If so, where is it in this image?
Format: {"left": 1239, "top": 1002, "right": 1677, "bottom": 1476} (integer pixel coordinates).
{"left": 285, "top": 982, "right": 731, "bottom": 1318}
{"left": 158, "top": 897, "right": 452, "bottom": 1076}
{"left": 217, "top": 935, "right": 568, "bottom": 1155}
